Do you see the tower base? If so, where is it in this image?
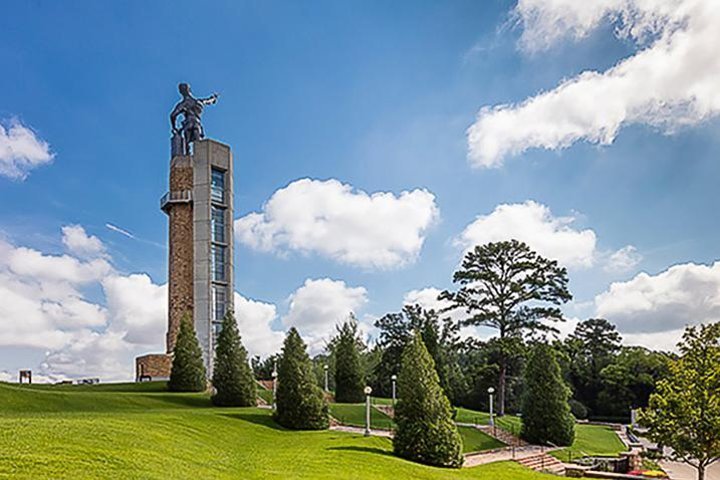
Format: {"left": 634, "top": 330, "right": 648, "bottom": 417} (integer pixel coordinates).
{"left": 135, "top": 353, "right": 172, "bottom": 382}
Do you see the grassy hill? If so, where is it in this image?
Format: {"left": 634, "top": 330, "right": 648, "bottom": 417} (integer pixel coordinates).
{"left": 0, "top": 382, "right": 557, "bottom": 479}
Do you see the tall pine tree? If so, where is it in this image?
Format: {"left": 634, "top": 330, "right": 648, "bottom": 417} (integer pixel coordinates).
{"left": 275, "top": 328, "right": 329, "bottom": 430}
{"left": 168, "top": 313, "right": 207, "bottom": 392}
{"left": 521, "top": 344, "right": 575, "bottom": 446}
{"left": 393, "top": 333, "right": 463, "bottom": 468}
{"left": 212, "top": 311, "right": 257, "bottom": 406}
{"left": 333, "top": 319, "right": 365, "bottom": 403}
{"left": 441, "top": 240, "right": 571, "bottom": 416}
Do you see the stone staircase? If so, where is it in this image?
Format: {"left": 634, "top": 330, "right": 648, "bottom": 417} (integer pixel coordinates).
{"left": 516, "top": 452, "right": 566, "bottom": 475}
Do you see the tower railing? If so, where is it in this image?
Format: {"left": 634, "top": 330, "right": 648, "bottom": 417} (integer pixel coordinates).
{"left": 160, "top": 190, "right": 193, "bottom": 212}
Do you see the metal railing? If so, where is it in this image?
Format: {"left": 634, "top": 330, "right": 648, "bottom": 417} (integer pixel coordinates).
{"left": 160, "top": 190, "right": 192, "bottom": 211}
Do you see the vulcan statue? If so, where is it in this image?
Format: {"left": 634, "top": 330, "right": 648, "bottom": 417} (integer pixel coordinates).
{"left": 170, "top": 83, "right": 218, "bottom": 156}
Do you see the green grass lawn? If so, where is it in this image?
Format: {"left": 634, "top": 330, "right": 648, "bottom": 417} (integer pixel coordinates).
{"left": 452, "top": 406, "right": 625, "bottom": 461}
{"left": 0, "top": 382, "right": 557, "bottom": 480}
{"left": 329, "top": 402, "right": 395, "bottom": 430}
{"left": 458, "top": 426, "right": 505, "bottom": 453}
{"left": 256, "top": 382, "right": 273, "bottom": 405}
{"left": 551, "top": 424, "right": 627, "bottom": 461}
{"left": 454, "top": 407, "right": 522, "bottom": 434}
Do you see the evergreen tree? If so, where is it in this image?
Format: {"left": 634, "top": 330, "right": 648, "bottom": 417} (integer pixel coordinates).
{"left": 442, "top": 240, "right": 572, "bottom": 416}
{"left": 275, "top": 328, "right": 329, "bottom": 430}
{"left": 393, "top": 333, "right": 463, "bottom": 468}
{"left": 211, "top": 310, "right": 256, "bottom": 407}
{"left": 332, "top": 319, "right": 365, "bottom": 403}
{"left": 168, "top": 313, "right": 207, "bottom": 392}
{"left": 521, "top": 344, "right": 575, "bottom": 446}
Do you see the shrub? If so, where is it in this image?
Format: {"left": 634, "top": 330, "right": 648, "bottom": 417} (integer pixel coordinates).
{"left": 168, "top": 313, "right": 207, "bottom": 392}
{"left": 275, "top": 328, "right": 329, "bottom": 430}
{"left": 212, "top": 311, "right": 256, "bottom": 406}
{"left": 393, "top": 333, "right": 463, "bottom": 468}
{"left": 569, "top": 399, "right": 588, "bottom": 420}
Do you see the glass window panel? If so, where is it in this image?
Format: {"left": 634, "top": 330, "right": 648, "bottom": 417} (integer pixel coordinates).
{"left": 211, "top": 168, "right": 225, "bottom": 203}
{"left": 212, "top": 206, "right": 225, "bottom": 243}
{"left": 212, "top": 245, "right": 226, "bottom": 281}
{"left": 213, "top": 285, "right": 227, "bottom": 321}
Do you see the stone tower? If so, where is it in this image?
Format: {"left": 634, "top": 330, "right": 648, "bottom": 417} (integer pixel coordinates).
{"left": 136, "top": 138, "right": 234, "bottom": 381}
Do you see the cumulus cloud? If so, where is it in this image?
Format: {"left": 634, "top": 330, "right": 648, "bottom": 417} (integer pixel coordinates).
{"left": 282, "top": 278, "right": 368, "bottom": 352}
{"left": 604, "top": 245, "right": 643, "bottom": 273}
{"left": 102, "top": 274, "right": 167, "bottom": 346}
{"left": 62, "top": 225, "right": 106, "bottom": 258}
{"left": 0, "top": 230, "right": 167, "bottom": 382}
{"left": 456, "top": 201, "right": 598, "bottom": 268}
{"left": 595, "top": 261, "right": 720, "bottom": 336}
{"left": 234, "top": 292, "right": 284, "bottom": 358}
{"left": 0, "top": 120, "right": 54, "bottom": 179}
{"left": 467, "top": 0, "right": 720, "bottom": 167}
{"left": 234, "top": 178, "right": 439, "bottom": 269}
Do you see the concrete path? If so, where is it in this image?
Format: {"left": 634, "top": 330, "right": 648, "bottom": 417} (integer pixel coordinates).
{"left": 463, "top": 445, "right": 561, "bottom": 468}
{"left": 659, "top": 460, "right": 720, "bottom": 480}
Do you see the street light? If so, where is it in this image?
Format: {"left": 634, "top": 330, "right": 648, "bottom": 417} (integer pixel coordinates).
{"left": 364, "top": 385, "right": 373, "bottom": 436}
{"left": 323, "top": 364, "right": 329, "bottom": 392}
{"left": 391, "top": 374, "right": 397, "bottom": 406}
{"left": 488, "top": 387, "right": 495, "bottom": 428}
{"left": 271, "top": 368, "right": 278, "bottom": 410}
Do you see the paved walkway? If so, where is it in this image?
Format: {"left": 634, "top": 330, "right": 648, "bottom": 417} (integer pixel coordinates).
{"left": 659, "top": 460, "right": 720, "bottom": 480}
{"left": 463, "top": 445, "right": 561, "bottom": 468}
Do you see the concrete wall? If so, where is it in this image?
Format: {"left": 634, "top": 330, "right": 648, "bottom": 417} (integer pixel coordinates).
{"left": 192, "top": 139, "right": 233, "bottom": 377}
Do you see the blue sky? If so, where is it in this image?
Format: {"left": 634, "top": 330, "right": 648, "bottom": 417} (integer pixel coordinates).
{"left": 1, "top": 0, "right": 720, "bottom": 381}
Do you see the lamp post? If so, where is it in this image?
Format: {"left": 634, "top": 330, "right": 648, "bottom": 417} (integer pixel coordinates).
{"left": 271, "top": 368, "right": 278, "bottom": 411}
{"left": 323, "top": 364, "right": 329, "bottom": 392}
{"left": 364, "top": 385, "right": 373, "bottom": 436}
{"left": 391, "top": 374, "right": 397, "bottom": 406}
{"left": 488, "top": 387, "right": 495, "bottom": 428}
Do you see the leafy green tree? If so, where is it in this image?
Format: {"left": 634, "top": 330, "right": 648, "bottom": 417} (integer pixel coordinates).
{"left": 211, "top": 311, "right": 256, "bottom": 407}
{"left": 251, "top": 354, "right": 278, "bottom": 380}
{"left": 521, "top": 344, "right": 575, "bottom": 446}
{"left": 598, "top": 346, "right": 671, "bottom": 419}
{"left": 565, "top": 318, "right": 622, "bottom": 415}
{"left": 373, "top": 305, "right": 463, "bottom": 401}
{"left": 641, "top": 323, "right": 720, "bottom": 480}
{"left": 393, "top": 333, "right": 463, "bottom": 468}
{"left": 275, "top": 328, "right": 329, "bottom": 430}
{"left": 441, "top": 240, "right": 572, "bottom": 415}
{"left": 168, "top": 313, "right": 207, "bottom": 392}
{"left": 332, "top": 320, "right": 365, "bottom": 403}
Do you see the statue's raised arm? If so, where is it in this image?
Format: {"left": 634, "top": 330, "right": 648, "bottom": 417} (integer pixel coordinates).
{"left": 169, "top": 83, "right": 218, "bottom": 156}
{"left": 200, "top": 93, "right": 219, "bottom": 106}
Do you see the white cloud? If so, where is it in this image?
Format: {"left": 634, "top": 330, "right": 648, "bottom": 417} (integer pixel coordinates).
{"left": 595, "top": 261, "right": 720, "bottom": 335}
{"left": 282, "top": 278, "right": 368, "bottom": 352}
{"left": 0, "top": 230, "right": 167, "bottom": 382}
{"left": 0, "top": 120, "right": 54, "bottom": 180}
{"left": 456, "top": 201, "right": 597, "bottom": 268}
{"left": 102, "top": 274, "right": 167, "bottom": 346}
{"left": 604, "top": 245, "right": 643, "bottom": 273}
{"left": 62, "top": 225, "right": 106, "bottom": 258}
{"left": 234, "top": 178, "right": 439, "bottom": 269}
{"left": 468, "top": 0, "right": 720, "bottom": 167}
{"left": 234, "top": 292, "right": 284, "bottom": 358}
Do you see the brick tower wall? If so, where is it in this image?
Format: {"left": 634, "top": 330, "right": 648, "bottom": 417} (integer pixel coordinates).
{"left": 166, "top": 155, "right": 194, "bottom": 352}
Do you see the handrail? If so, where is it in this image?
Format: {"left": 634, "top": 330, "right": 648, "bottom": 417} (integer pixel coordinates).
{"left": 160, "top": 190, "right": 192, "bottom": 211}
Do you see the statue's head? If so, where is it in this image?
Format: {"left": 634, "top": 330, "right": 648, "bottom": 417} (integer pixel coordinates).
{"left": 178, "top": 83, "right": 191, "bottom": 97}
